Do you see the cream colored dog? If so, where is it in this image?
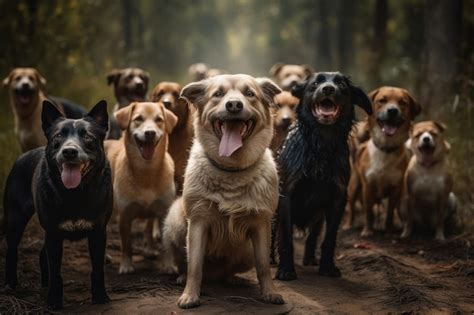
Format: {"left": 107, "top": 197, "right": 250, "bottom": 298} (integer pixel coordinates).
{"left": 105, "top": 102, "right": 177, "bottom": 274}
{"left": 163, "top": 74, "right": 284, "bottom": 309}
{"left": 400, "top": 121, "right": 456, "bottom": 241}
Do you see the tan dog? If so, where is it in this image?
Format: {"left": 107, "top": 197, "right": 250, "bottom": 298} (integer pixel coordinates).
{"left": 270, "top": 91, "right": 299, "bottom": 153}
{"left": 105, "top": 102, "right": 177, "bottom": 274}
{"left": 400, "top": 121, "right": 455, "bottom": 241}
{"left": 356, "top": 87, "right": 421, "bottom": 237}
{"left": 3, "top": 68, "right": 85, "bottom": 152}
{"left": 188, "top": 63, "right": 226, "bottom": 82}
{"left": 163, "top": 74, "right": 284, "bottom": 309}
{"left": 270, "top": 63, "right": 312, "bottom": 91}
{"left": 151, "top": 82, "right": 194, "bottom": 193}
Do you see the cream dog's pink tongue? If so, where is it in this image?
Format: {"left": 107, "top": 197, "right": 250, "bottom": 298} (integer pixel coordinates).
{"left": 61, "top": 164, "right": 82, "bottom": 189}
{"left": 219, "top": 121, "right": 244, "bottom": 157}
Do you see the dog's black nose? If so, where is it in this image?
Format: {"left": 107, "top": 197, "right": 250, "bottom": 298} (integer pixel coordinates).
{"left": 422, "top": 137, "right": 430, "bottom": 144}
{"left": 322, "top": 85, "right": 335, "bottom": 95}
{"left": 387, "top": 107, "right": 399, "bottom": 117}
{"left": 21, "top": 83, "right": 29, "bottom": 89}
{"left": 162, "top": 101, "right": 172, "bottom": 108}
{"left": 144, "top": 130, "right": 156, "bottom": 140}
{"left": 226, "top": 100, "right": 243, "bottom": 113}
{"left": 62, "top": 148, "right": 78, "bottom": 159}
{"left": 281, "top": 117, "right": 291, "bottom": 127}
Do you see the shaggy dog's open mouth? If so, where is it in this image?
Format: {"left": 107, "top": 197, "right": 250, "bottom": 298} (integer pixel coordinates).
{"left": 377, "top": 118, "right": 403, "bottom": 137}
{"left": 312, "top": 97, "right": 341, "bottom": 124}
{"left": 15, "top": 88, "right": 35, "bottom": 105}
{"left": 125, "top": 87, "right": 146, "bottom": 102}
{"left": 212, "top": 119, "right": 255, "bottom": 157}
{"left": 59, "top": 162, "right": 90, "bottom": 189}
{"left": 418, "top": 144, "right": 436, "bottom": 167}
{"left": 135, "top": 136, "right": 157, "bottom": 160}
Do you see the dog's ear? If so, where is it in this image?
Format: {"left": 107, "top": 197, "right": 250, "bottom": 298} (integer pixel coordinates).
{"left": 434, "top": 121, "right": 447, "bottom": 133}
{"left": 163, "top": 106, "right": 178, "bottom": 134}
{"left": 269, "top": 63, "right": 285, "bottom": 77}
{"left": 180, "top": 81, "right": 207, "bottom": 109}
{"left": 107, "top": 69, "right": 121, "bottom": 86}
{"left": 350, "top": 84, "right": 372, "bottom": 115}
{"left": 444, "top": 140, "right": 451, "bottom": 152}
{"left": 3, "top": 71, "right": 12, "bottom": 87}
{"left": 257, "top": 78, "right": 282, "bottom": 107}
{"left": 142, "top": 71, "right": 150, "bottom": 85}
{"left": 86, "top": 100, "right": 109, "bottom": 133}
{"left": 34, "top": 69, "right": 47, "bottom": 87}
{"left": 114, "top": 103, "right": 135, "bottom": 130}
{"left": 291, "top": 80, "right": 307, "bottom": 99}
{"left": 405, "top": 90, "right": 422, "bottom": 118}
{"left": 301, "top": 64, "right": 313, "bottom": 78}
{"left": 41, "top": 100, "right": 64, "bottom": 135}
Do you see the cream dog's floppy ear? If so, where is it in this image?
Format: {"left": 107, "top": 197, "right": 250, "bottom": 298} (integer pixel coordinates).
{"left": 114, "top": 103, "right": 136, "bottom": 130}
{"left": 180, "top": 80, "right": 208, "bottom": 110}
{"left": 256, "top": 77, "right": 282, "bottom": 107}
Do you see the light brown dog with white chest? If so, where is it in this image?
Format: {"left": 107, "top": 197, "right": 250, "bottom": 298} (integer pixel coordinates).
{"left": 105, "top": 102, "right": 177, "bottom": 274}
{"left": 163, "top": 74, "right": 284, "bottom": 309}
{"left": 400, "top": 121, "right": 454, "bottom": 240}
{"left": 270, "top": 91, "right": 299, "bottom": 153}
{"left": 356, "top": 87, "right": 421, "bottom": 237}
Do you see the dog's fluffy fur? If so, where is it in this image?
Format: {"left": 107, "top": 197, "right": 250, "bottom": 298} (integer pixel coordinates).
{"left": 105, "top": 102, "right": 177, "bottom": 274}
{"left": 162, "top": 74, "right": 284, "bottom": 309}
{"left": 270, "top": 63, "right": 312, "bottom": 91}
{"left": 400, "top": 121, "right": 456, "bottom": 240}
{"left": 270, "top": 91, "right": 299, "bottom": 153}
{"left": 356, "top": 86, "right": 421, "bottom": 237}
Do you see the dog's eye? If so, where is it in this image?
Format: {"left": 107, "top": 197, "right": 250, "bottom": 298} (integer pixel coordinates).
{"left": 134, "top": 115, "right": 144, "bottom": 122}
{"left": 155, "top": 116, "right": 163, "bottom": 123}
{"left": 399, "top": 100, "right": 407, "bottom": 107}
{"left": 172, "top": 92, "right": 179, "bottom": 98}
{"left": 213, "top": 90, "right": 223, "bottom": 98}
{"left": 54, "top": 133, "right": 63, "bottom": 140}
{"left": 83, "top": 134, "right": 93, "bottom": 142}
{"left": 245, "top": 90, "right": 255, "bottom": 97}
{"left": 378, "top": 99, "right": 387, "bottom": 104}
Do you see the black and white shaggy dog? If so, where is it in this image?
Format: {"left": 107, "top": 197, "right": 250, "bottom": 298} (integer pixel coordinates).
{"left": 4, "top": 100, "right": 112, "bottom": 309}
{"left": 276, "top": 72, "right": 372, "bottom": 280}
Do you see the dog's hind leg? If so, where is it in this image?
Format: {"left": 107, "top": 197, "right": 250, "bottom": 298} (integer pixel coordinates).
{"left": 343, "top": 171, "right": 360, "bottom": 230}
{"left": 118, "top": 212, "right": 134, "bottom": 274}
{"left": 303, "top": 219, "right": 323, "bottom": 266}
{"left": 40, "top": 245, "right": 48, "bottom": 287}
{"left": 385, "top": 192, "right": 400, "bottom": 233}
{"left": 276, "top": 195, "right": 297, "bottom": 281}
{"left": 88, "top": 229, "right": 110, "bottom": 304}
{"left": 5, "top": 202, "right": 34, "bottom": 289}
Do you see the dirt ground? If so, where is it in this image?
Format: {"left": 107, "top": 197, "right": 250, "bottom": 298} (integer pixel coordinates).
{"left": 0, "top": 215, "right": 473, "bottom": 314}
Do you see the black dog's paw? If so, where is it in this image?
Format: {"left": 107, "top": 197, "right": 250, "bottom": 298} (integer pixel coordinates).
{"left": 319, "top": 264, "right": 341, "bottom": 277}
{"left": 303, "top": 257, "right": 318, "bottom": 266}
{"left": 92, "top": 291, "right": 110, "bottom": 304}
{"left": 47, "top": 297, "right": 63, "bottom": 310}
{"left": 275, "top": 267, "right": 297, "bottom": 281}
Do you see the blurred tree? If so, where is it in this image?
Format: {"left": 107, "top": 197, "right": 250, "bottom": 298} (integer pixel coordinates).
{"left": 368, "top": 0, "right": 388, "bottom": 86}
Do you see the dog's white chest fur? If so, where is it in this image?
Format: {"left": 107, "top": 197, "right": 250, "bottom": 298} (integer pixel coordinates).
{"left": 58, "top": 219, "right": 94, "bottom": 232}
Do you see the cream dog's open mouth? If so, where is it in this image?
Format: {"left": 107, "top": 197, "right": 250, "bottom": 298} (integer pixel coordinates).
{"left": 212, "top": 119, "right": 255, "bottom": 157}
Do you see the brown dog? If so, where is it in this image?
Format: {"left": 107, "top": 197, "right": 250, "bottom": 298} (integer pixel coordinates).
{"left": 269, "top": 63, "right": 312, "bottom": 91}
{"left": 188, "top": 63, "right": 226, "bottom": 82}
{"left": 356, "top": 87, "right": 421, "bottom": 237}
{"left": 151, "top": 82, "right": 194, "bottom": 192}
{"left": 270, "top": 91, "right": 299, "bottom": 153}
{"left": 106, "top": 68, "right": 150, "bottom": 139}
{"left": 400, "top": 121, "right": 455, "bottom": 241}
{"left": 105, "top": 102, "right": 177, "bottom": 274}
{"left": 163, "top": 74, "right": 284, "bottom": 309}
{"left": 3, "top": 67, "right": 86, "bottom": 152}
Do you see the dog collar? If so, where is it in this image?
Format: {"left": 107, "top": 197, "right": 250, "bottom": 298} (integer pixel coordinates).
{"left": 205, "top": 154, "right": 250, "bottom": 173}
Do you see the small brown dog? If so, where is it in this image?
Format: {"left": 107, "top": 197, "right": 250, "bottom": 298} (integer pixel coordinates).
{"left": 163, "top": 74, "right": 284, "bottom": 309}
{"left": 188, "top": 63, "right": 225, "bottom": 82}
{"left": 356, "top": 87, "right": 421, "bottom": 237}
{"left": 105, "top": 102, "right": 177, "bottom": 274}
{"left": 400, "top": 121, "right": 455, "bottom": 241}
{"left": 269, "top": 63, "right": 312, "bottom": 91}
{"left": 270, "top": 91, "right": 299, "bottom": 153}
{"left": 3, "top": 67, "right": 85, "bottom": 152}
{"left": 106, "top": 68, "right": 150, "bottom": 139}
{"left": 151, "top": 82, "right": 194, "bottom": 192}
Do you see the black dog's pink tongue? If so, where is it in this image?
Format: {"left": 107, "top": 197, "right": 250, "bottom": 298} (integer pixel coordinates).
{"left": 139, "top": 142, "right": 156, "bottom": 160}
{"left": 61, "top": 164, "right": 82, "bottom": 189}
{"left": 219, "top": 121, "right": 245, "bottom": 157}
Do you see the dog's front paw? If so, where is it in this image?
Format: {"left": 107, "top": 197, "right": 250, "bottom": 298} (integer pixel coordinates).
{"left": 118, "top": 260, "right": 135, "bottom": 274}
{"left": 360, "top": 227, "right": 374, "bottom": 238}
{"left": 275, "top": 267, "right": 297, "bottom": 281}
{"left": 176, "top": 274, "right": 187, "bottom": 285}
{"left": 319, "top": 264, "right": 341, "bottom": 277}
{"left": 262, "top": 292, "right": 284, "bottom": 304}
{"left": 178, "top": 292, "right": 201, "bottom": 309}
{"left": 143, "top": 246, "right": 159, "bottom": 259}
{"left": 303, "top": 256, "right": 318, "bottom": 266}
{"left": 92, "top": 290, "right": 110, "bottom": 304}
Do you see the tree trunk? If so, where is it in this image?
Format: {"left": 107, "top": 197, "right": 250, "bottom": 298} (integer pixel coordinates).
{"left": 315, "top": 0, "right": 331, "bottom": 70}
{"left": 121, "top": 0, "right": 132, "bottom": 57}
{"left": 419, "top": 0, "right": 463, "bottom": 115}
{"left": 336, "top": 0, "right": 355, "bottom": 73}
{"left": 368, "top": 0, "right": 388, "bottom": 86}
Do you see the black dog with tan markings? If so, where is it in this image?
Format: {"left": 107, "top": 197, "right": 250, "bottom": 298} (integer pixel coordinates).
{"left": 4, "top": 100, "right": 112, "bottom": 310}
